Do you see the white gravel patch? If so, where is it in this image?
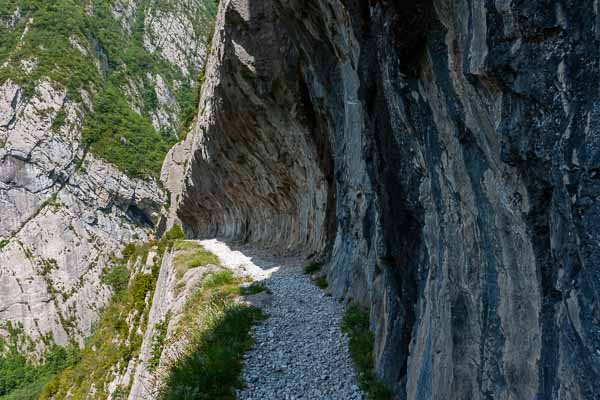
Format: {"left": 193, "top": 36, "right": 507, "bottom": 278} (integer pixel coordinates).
{"left": 198, "top": 239, "right": 274, "bottom": 280}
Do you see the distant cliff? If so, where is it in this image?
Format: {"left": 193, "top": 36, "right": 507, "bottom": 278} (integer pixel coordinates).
{"left": 163, "top": 0, "right": 600, "bottom": 398}
{"left": 0, "top": 0, "right": 214, "bottom": 353}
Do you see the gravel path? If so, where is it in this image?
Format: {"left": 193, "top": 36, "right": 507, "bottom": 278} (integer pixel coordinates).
{"left": 199, "top": 240, "right": 362, "bottom": 400}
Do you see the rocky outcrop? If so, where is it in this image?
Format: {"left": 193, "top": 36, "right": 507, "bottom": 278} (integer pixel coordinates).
{"left": 165, "top": 0, "right": 600, "bottom": 398}
{"left": 126, "top": 250, "right": 202, "bottom": 400}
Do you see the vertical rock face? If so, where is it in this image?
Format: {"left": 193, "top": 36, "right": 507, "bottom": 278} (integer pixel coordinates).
{"left": 166, "top": 0, "right": 600, "bottom": 398}
{"left": 0, "top": 78, "right": 163, "bottom": 349}
{"left": 143, "top": 0, "right": 215, "bottom": 77}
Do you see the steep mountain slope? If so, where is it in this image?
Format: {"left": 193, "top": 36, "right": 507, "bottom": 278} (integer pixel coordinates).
{"left": 0, "top": 0, "right": 214, "bottom": 361}
{"left": 163, "top": 0, "right": 600, "bottom": 399}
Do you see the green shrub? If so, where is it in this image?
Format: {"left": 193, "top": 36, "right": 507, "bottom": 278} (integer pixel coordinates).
{"left": 50, "top": 108, "right": 66, "bottom": 133}
{"left": 121, "top": 243, "right": 138, "bottom": 260}
{"left": 120, "top": 242, "right": 151, "bottom": 265}
{"left": 341, "top": 305, "right": 392, "bottom": 400}
{"left": 130, "top": 273, "right": 155, "bottom": 312}
{"left": 148, "top": 312, "right": 172, "bottom": 372}
{"left": 101, "top": 264, "right": 130, "bottom": 295}
{"left": 314, "top": 276, "right": 328, "bottom": 289}
{"left": 0, "top": 341, "right": 80, "bottom": 399}
{"left": 303, "top": 262, "right": 323, "bottom": 275}
{"left": 158, "top": 225, "right": 186, "bottom": 256}
{"left": 162, "top": 225, "right": 185, "bottom": 242}
{"left": 0, "top": 346, "right": 37, "bottom": 396}
{"left": 82, "top": 82, "right": 176, "bottom": 179}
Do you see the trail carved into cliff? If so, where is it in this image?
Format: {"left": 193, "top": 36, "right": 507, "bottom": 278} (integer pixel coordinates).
{"left": 198, "top": 241, "right": 363, "bottom": 400}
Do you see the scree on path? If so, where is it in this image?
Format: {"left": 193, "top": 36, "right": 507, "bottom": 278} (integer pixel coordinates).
{"left": 198, "top": 239, "right": 363, "bottom": 400}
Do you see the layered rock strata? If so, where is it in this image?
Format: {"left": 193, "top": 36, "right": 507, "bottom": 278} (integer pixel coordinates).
{"left": 164, "top": 0, "right": 600, "bottom": 398}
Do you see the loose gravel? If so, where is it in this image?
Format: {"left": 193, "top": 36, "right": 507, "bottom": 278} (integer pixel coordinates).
{"left": 199, "top": 240, "right": 362, "bottom": 400}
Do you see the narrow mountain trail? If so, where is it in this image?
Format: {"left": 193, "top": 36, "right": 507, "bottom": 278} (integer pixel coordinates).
{"left": 198, "top": 240, "right": 363, "bottom": 400}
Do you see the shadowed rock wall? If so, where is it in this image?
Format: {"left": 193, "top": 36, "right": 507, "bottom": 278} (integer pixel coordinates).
{"left": 165, "top": 0, "right": 600, "bottom": 398}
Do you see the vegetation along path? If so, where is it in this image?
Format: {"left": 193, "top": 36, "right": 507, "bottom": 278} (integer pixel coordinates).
{"left": 199, "top": 240, "right": 363, "bottom": 400}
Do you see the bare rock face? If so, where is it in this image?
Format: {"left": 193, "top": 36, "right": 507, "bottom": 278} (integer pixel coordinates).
{"left": 110, "top": 0, "right": 138, "bottom": 34}
{"left": 166, "top": 0, "right": 600, "bottom": 398}
{"left": 0, "top": 78, "right": 164, "bottom": 349}
{"left": 143, "top": 0, "right": 216, "bottom": 78}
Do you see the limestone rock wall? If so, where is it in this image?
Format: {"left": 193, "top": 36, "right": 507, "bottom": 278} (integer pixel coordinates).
{"left": 0, "top": 79, "right": 163, "bottom": 349}
{"left": 166, "top": 0, "right": 600, "bottom": 398}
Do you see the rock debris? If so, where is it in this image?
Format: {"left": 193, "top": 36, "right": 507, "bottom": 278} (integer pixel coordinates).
{"left": 199, "top": 240, "right": 362, "bottom": 400}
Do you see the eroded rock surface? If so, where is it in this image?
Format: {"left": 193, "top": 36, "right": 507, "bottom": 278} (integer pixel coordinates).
{"left": 165, "top": 0, "right": 600, "bottom": 398}
{"left": 143, "top": 0, "right": 216, "bottom": 77}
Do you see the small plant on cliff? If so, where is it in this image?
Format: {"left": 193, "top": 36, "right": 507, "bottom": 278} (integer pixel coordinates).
{"left": 101, "top": 264, "right": 130, "bottom": 294}
{"left": 172, "top": 241, "right": 220, "bottom": 283}
{"left": 314, "top": 276, "right": 329, "bottom": 289}
{"left": 303, "top": 261, "right": 323, "bottom": 275}
{"left": 50, "top": 108, "right": 66, "bottom": 133}
{"left": 158, "top": 225, "right": 186, "bottom": 255}
{"left": 148, "top": 311, "right": 172, "bottom": 372}
{"left": 341, "top": 305, "right": 392, "bottom": 400}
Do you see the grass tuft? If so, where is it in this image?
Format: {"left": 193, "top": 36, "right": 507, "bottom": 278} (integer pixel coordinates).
{"left": 173, "top": 242, "right": 220, "bottom": 280}
{"left": 201, "top": 270, "right": 235, "bottom": 290}
{"left": 303, "top": 262, "right": 322, "bottom": 275}
{"left": 341, "top": 305, "right": 392, "bottom": 400}
{"left": 313, "top": 276, "right": 328, "bottom": 289}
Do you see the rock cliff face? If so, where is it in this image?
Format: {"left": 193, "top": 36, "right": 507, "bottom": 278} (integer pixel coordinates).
{"left": 165, "top": 0, "right": 600, "bottom": 398}
{"left": 0, "top": 78, "right": 163, "bottom": 350}
{"left": 0, "top": 0, "right": 213, "bottom": 351}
